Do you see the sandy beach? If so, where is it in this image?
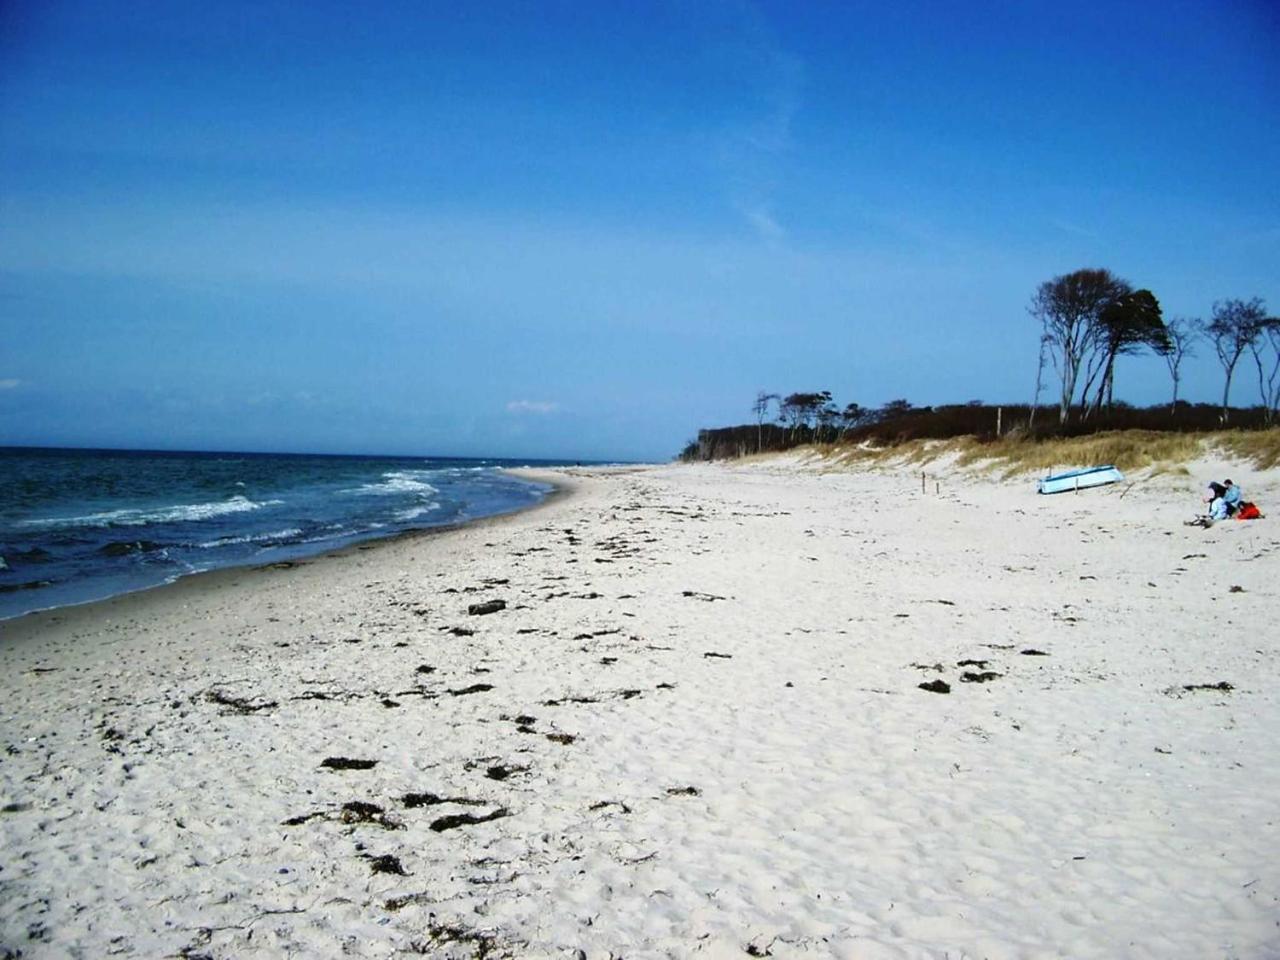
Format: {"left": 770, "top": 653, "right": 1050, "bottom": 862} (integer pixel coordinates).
{"left": 2, "top": 456, "right": 1278, "bottom": 959}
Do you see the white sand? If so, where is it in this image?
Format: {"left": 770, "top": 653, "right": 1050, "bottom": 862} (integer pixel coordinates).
{"left": 1, "top": 457, "right": 1278, "bottom": 959}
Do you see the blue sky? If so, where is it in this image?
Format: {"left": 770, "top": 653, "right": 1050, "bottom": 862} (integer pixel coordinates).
{"left": 2, "top": 0, "right": 1277, "bottom": 461}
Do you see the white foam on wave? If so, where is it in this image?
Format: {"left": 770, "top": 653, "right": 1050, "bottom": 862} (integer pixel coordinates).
{"left": 196, "top": 527, "right": 304, "bottom": 549}
{"left": 394, "top": 503, "right": 441, "bottom": 522}
{"left": 19, "top": 496, "right": 283, "bottom": 530}
{"left": 345, "top": 470, "right": 439, "bottom": 496}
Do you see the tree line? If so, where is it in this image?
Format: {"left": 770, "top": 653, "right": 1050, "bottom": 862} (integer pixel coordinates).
{"left": 679, "top": 268, "right": 1279, "bottom": 461}
{"left": 1031, "top": 268, "right": 1278, "bottom": 425}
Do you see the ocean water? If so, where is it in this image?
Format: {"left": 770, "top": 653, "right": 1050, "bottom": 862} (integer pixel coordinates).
{"left": 0, "top": 447, "right": 568, "bottom": 621}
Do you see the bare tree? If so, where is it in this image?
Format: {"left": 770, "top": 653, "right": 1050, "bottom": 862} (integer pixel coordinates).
{"left": 1030, "top": 268, "right": 1131, "bottom": 423}
{"left": 752, "top": 391, "right": 778, "bottom": 452}
{"left": 1029, "top": 331, "right": 1049, "bottom": 431}
{"left": 1250, "top": 316, "right": 1280, "bottom": 424}
{"left": 1206, "top": 298, "right": 1266, "bottom": 422}
{"left": 1161, "top": 317, "right": 1197, "bottom": 413}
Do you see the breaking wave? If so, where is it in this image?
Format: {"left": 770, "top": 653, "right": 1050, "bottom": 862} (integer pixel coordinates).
{"left": 19, "top": 496, "right": 283, "bottom": 530}
{"left": 346, "top": 471, "right": 439, "bottom": 496}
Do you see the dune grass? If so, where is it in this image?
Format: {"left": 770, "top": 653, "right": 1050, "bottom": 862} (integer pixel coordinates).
{"left": 1216, "top": 429, "right": 1280, "bottom": 470}
{"left": 799, "top": 428, "right": 1280, "bottom": 477}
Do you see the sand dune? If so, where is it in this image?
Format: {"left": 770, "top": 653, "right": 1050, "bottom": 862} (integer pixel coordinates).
{"left": 2, "top": 458, "right": 1277, "bottom": 958}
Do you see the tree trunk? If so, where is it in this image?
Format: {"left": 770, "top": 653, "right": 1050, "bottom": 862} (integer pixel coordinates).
{"left": 1059, "top": 340, "right": 1076, "bottom": 423}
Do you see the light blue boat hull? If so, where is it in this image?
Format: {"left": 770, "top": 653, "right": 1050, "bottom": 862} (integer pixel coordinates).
{"left": 1037, "top": 465, "right": 1124, "bottom": 494}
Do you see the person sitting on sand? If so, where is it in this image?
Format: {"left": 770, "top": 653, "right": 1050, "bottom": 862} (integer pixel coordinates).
{"left": 1222, "top": 479, "right": 1243, "bottom": 517}
{"left": 1204, "top": 482, "right": 1230, "bottom": 522}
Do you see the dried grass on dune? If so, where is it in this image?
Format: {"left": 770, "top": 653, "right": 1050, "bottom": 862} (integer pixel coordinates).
{"left": 788, "top": 427, "right": 1280, "bottom": 478}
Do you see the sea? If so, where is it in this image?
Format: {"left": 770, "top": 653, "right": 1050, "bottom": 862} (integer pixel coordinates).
{"left": 0, "top": 447, "right": 575, "bottom": 621}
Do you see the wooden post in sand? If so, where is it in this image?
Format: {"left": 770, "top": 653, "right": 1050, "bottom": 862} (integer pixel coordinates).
{"left": 996, "top": 407, "right": 1002, "bottom": 436}
{"left": 921, "top": 471, "right": 926, "bottom": 494}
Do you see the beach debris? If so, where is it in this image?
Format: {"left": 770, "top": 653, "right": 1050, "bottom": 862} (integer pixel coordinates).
{"left": 1180, "top": 681, "right": 1234, "bottom": 693}
{"left": 542, "top": 694, "right": 600, "bottom": 706}
{"left": 415, "top": 664, "right": 437, "bottom": 675}
{"left": 285, "top": 801, "right": 403, "bottom": 829}
{"left": 666, "top": 786, "right": 700, "bottom": 797}
{"left": 321, "top": 757, "right": 378, "bottom": 771}
{"left": 927, "top": 598, "right": 956, "bottom": 606}
{"left": 405, "top": 921, "right": 506, "bottom": 957}
{"left": 960, "top": 671, "right": 1002, "bottom": 683}
{"left": 467, "top": 599, "right": 506, "bottom": 616}
{"left": 703, "top": 651, "right": 733, "bottom": 659}
{"left": 589, "top": 800, "right": 632, "bottom": 814}
{"left": 443, "top": 626, "right": 476, "bottom": 636}
{"left": 206, "top": 690, "right": 278, "bottom": 714}
{"left": 448, "top": 683, "right": 494, "bottom": 696}
{"left": 911, "top": 662, "right": 945, "bottom": 672}
{"left": 368, "top": 854, "right": 408, "bottom": 875}
{"left": 1020, "top": 648, "right": 1050, "bottom": 656}
{"left": 918, "top": 680, "right": 951, "bottom": 694}
{"left": 474, "top": 762, "right": 527, "bottom": 781}
{"left": 682, "top": 590, "right": 727, "bottom": 602}
{"left": 430, "top": 807, "right": 510, "bottom": 832}
{"left": 403, "top": 792, "right": 486, "bottom": 808}
{"left": 1229, "top": 585, "right": 1246, "bottom": 593}
{"left": 545, "top": 732, "right": 577, "bottom": 745}
{"left": 100, "top": 724, "right": 127, "bottom": 746}
{"left": 956, "top": 659, "right": 989, "bottom": 668}
{"left": 381, "top": 698, "right": 401, "bottom": 708}
{"left": 340, "top": 801, "right": 402, "bottom": 829}
{"left": 282, "top": 811, "right": 325, "bottom": 826}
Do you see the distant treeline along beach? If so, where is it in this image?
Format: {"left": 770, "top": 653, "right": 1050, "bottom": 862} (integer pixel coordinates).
{"left": 681, "top": 268, "right": 1280, "bottom": 462}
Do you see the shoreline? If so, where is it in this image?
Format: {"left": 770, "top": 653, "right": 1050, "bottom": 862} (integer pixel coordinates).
{"left": 1, "top": 459, "right": 1276, "bottom": 958}
{"left": 0, "top": 468, "right": 578, "bottom": 644}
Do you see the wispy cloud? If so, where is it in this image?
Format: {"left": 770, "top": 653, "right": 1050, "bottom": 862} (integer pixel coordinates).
{"left": 741, "top": 203, "right": 785, "bottom": 242}
{"left": 710, "top": 6, "right": 803, "bottom": 240}
{"left": 0, "top": 379, "right": 21, "bottom": 389}
{"left": 506, "top": 399, "right": 560, "bottom": 415}
{"left": 1050, "top": 219, "right": 1098, "bottom": 239}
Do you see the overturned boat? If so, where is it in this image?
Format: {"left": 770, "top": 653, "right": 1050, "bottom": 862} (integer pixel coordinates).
{"left": 1037, "top": 464, "right": 1124, "bottom": 495}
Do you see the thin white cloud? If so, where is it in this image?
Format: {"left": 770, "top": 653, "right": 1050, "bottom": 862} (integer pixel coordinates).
{"left": 742, "top": 203, "right": 785, "bottom": 242}
{"left": 709, "top": 12, "right": 803, "bottom": 241}
{"left": 0, "top": 379, "right": 21, "bottom": 389}
{"left": 506, "top": 400, "right": 560, "bottom": 415}
{"left": 1050, "top": 219, "right": 1098, "bottom": 239}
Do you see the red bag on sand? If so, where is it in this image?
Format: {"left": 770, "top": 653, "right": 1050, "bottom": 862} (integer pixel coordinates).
{"left": 1236, "top": 502, "right": 1261, "bottom": 520}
